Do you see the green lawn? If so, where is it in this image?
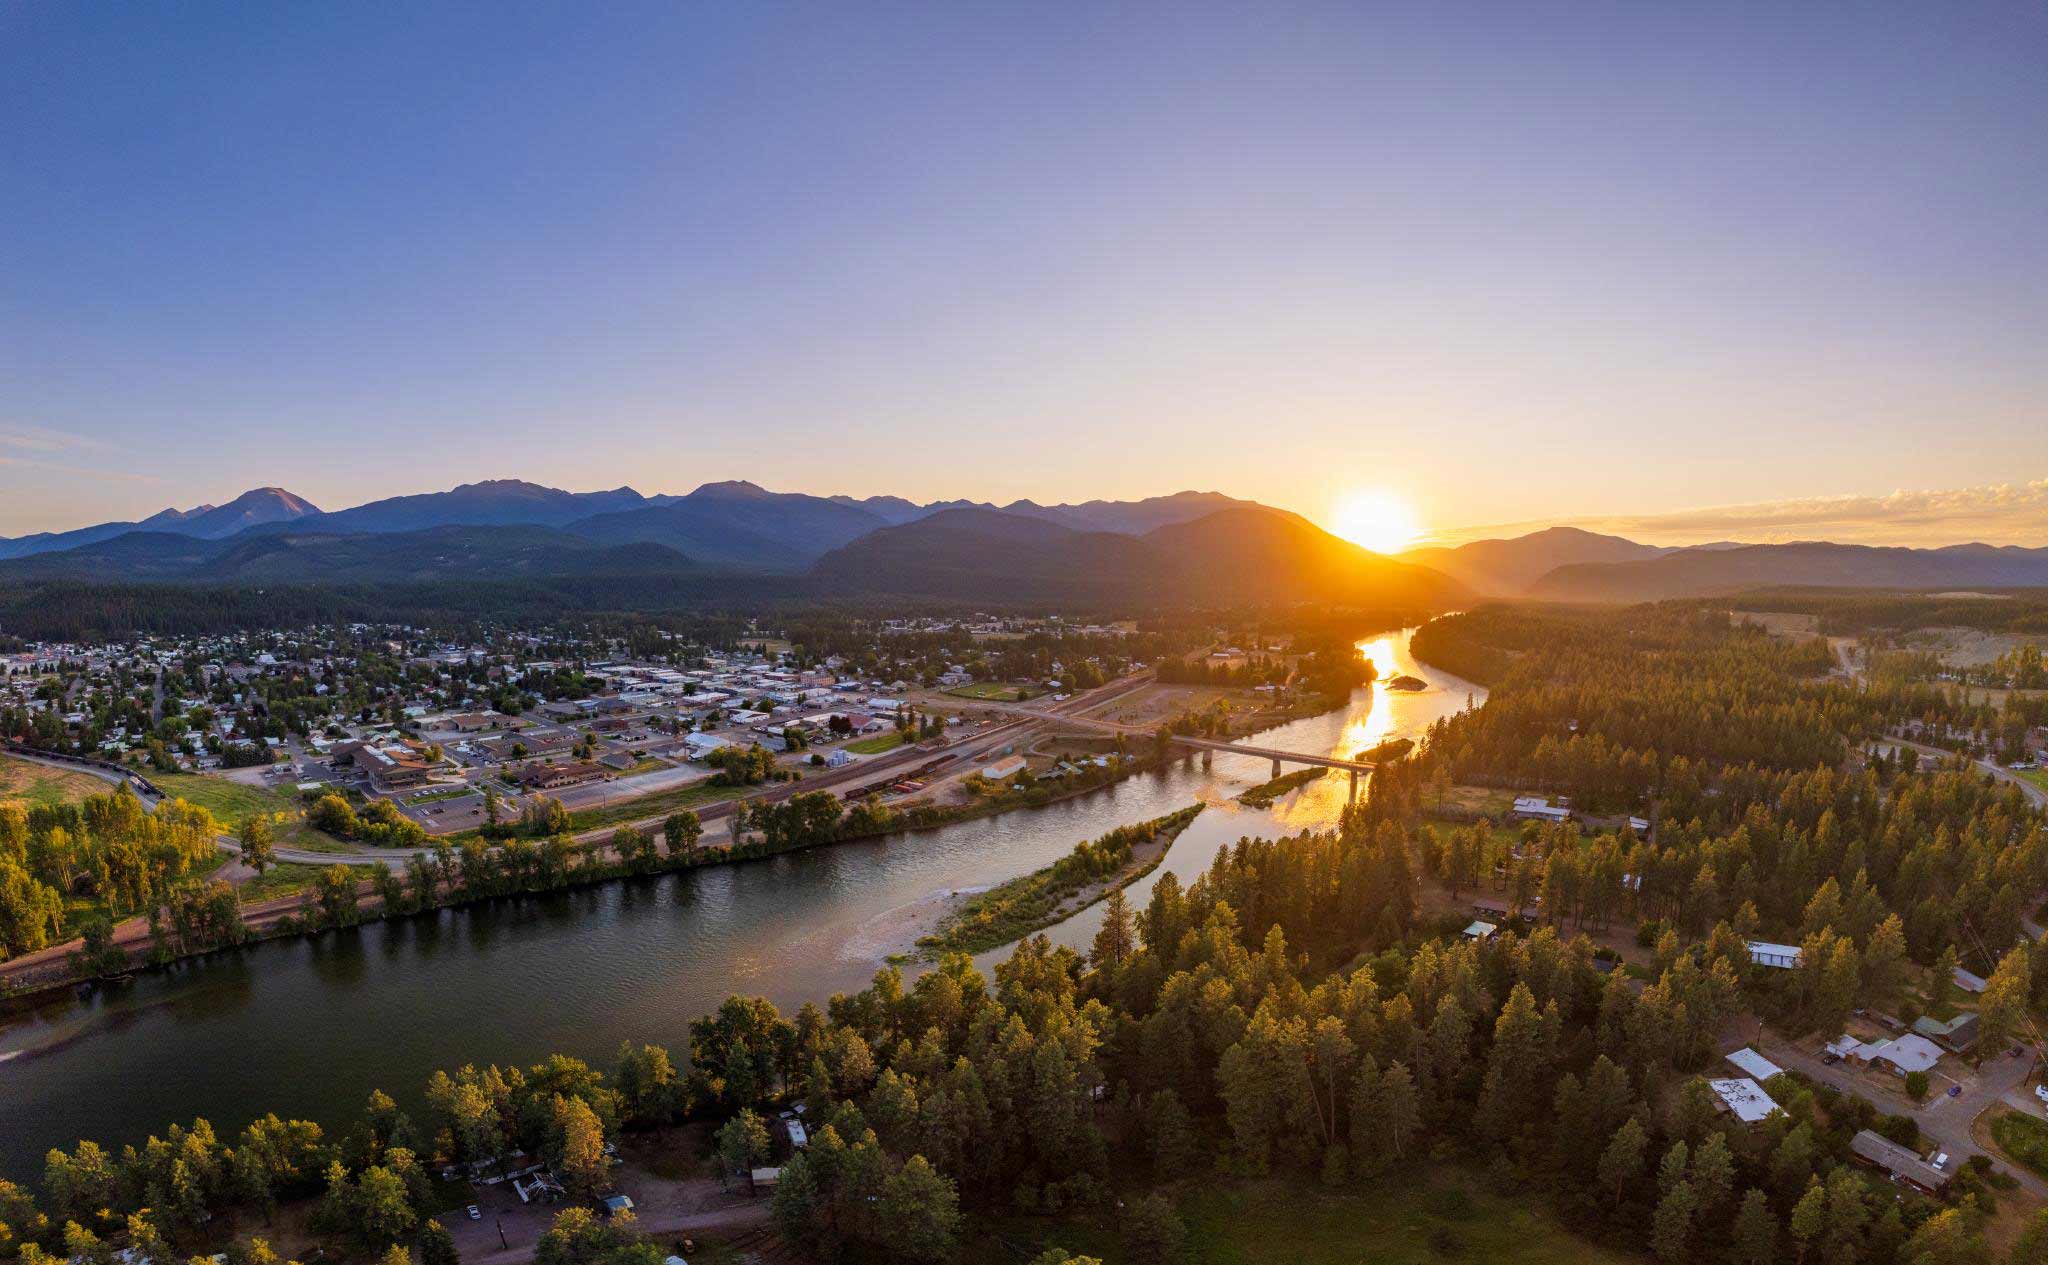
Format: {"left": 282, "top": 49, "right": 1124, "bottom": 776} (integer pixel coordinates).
{"left": 1992, "top": 1109, "right": 2048, "bottom": 1178}
{"left": 986, "top": 1171, "right": 1636, "bottom": 1265}
{"left": 237, "top": 862, "right": 330, "bottom": 902}
{"left": 0, "top": 754, "right": 110, "bottom": 809}
{"left": 2019, "top": 768, "right": 2048, "bottom": 797}
{"left": 845, "top": 730, "right": 908, "bottom": 755}
{"left": 944, "top": 681, "right": 1042, "bottom": 702}
{"left": 150, "top": 771, "right": 349, "bottom": 850}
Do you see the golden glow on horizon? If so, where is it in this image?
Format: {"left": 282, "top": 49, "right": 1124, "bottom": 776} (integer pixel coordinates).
{"left": 1329, "top": 490, "right": 1421, "bottom": 555}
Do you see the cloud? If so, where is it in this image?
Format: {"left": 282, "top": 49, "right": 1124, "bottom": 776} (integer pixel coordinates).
{"left": 0, "top": 424, "right": 117, "bottom": 456}
{"left": 1429, "top": 479, "right": 2048, "bottom": 549}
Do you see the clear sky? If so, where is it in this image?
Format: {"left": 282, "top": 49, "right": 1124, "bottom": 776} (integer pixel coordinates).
{"left": 3, "top": 1, "right": 2045, "bottom": 544}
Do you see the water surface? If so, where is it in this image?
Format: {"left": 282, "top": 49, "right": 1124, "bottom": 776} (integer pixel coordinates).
{"left": 0, "top": 630, "right": 1479, "bottom": 1180}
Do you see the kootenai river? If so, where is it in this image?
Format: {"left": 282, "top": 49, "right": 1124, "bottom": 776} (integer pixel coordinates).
{"left": 0, "top": 629, "right": 1482, "bottom": 1180}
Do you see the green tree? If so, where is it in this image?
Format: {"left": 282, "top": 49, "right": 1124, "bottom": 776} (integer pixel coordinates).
{"left": 878, "top": 1155, "right": 961, "bottom": 1265}
{"left": 1597, "top": 1118, "right": 1647, "bottom": 1203}
{"left": 716, "top": 1110, "right": 771, "bottom": 1181}
{"left": 1123, "top": 1193, "right": 1187, "bottom": 1265}
{"left": 661, "top": 812, "right": 701, "bottom": 858}
{"left": 420, "top": 1220, "right": 459, "bottom": 1265}
{"left": 1731, "top": 1188, "right": 1778, "bottom": 1265}
{"left": 238, "top": 814, "right": 276, "bottom": 876}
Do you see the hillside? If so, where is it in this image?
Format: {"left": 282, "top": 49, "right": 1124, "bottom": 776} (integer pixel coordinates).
{"left": 1402, "top": 526, "right": 1662, "bottom": 594}
{"left": 565, "top": 481, "right": 888, "bottom": 571}
{"left": 303, "top": 479, "right": 652, "bottom": 533}
{"left": 1530, "top": 540, "right": 2048, "bottom": 602}
{"left": 0, "top": 525, "right": 700, "bottom": 585}
{"left": 812, "top": 505, "right": 1465, "bottom": 608}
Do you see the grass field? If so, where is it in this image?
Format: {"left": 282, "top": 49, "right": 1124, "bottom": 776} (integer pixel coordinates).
{"left": 845, "top": 730, "right": 908, "bottom": 755}
{"left": 149, "top": 772, "right": 350, "bottom": 850}
{"left": 0, "top": 754, "right": 110, "bottom": 809}
{"left": 987, "top": 1170, "right": 1635, "bottom": 1265}
{"left": 1991, "top": 1108, "right": 2048, "bottom": 1178}
{"left": 2020, "top": 769, "right": 2048, "bottom": 797}
{"left": 944, "top": 681, "right": 1042, "bottom": 702}
{"left": 238, "top": 862, "right": 330, "bottom": 902}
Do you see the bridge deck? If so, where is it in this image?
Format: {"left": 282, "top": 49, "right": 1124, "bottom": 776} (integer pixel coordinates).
{"left": 968, "top": 703, "right": 1377, "bottom": 774}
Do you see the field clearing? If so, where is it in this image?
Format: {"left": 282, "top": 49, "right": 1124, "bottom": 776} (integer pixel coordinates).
{"left": 1733, "top": 609, "right": 1820, "bottom": 638}
{"left": 943, "top": 681, "right": 1043, "bottom": 702}
{"left": 845, "top": 730, "right": 908, "bottom": 755}
{"left": 990, "top": 1170, "right": 1635, "bottom": 1265}
{"left": 1898, "top": 626, "right": 2048, "bottom": 669}
{"left": 237, "top": 862, "right": 329, "bottom": 902}
{"left": 1428, "top": 783, "right": 1519, "bottom": 819}
{"left": 150, "top": 772, "right": 345, "bottom": 850}
{"left": 2021, "top": 769, "right": 2048, "bottom": 797}
{"left": 0, "top": 754, "right": 109, "bottom": 808}
{"left": 551, "top": 778, "right": 744, "bottom": 836}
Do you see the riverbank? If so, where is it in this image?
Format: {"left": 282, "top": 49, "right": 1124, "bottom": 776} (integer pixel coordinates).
{"left": 0, "top": 742, "right": 1207, "bottom": 1001}
{"left": 914, "top": 805, "right": 1204, "bottom": 957}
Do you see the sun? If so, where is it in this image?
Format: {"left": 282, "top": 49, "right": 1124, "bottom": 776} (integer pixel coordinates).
{"left": 1329, "top": 490, "right": 1421, "bottom": 554}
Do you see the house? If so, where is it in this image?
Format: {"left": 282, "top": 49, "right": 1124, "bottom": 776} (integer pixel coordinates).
{"left": 1849, "top": 1129, "right": 1951, "bottom": 1193}
{"left": 1952, "top": 967, "right": 1989, "bottom": 995}
{"left": 749, "top": 1168, "right": 782, "bottom": 1192}
{"left": 1706, "top": 1078, "right": 1781, "bottom": 1124}
{"left": 1858, "top": 1033, "right": 1944, "bottom": 1076}
{"left": 683, "top": 733, "right": 731, "bottom": 761}
{"left": 1511, "top": 796, "right": 1571, "bottom": 824}
{"left": 1745, "top": 941, "right": 1803, "bottom": 970}
{"left": 1911, "top": 1013, "right": 1980, "bottom": 1052}
{"left": 1725, "top": 1047, "right": 1784, "bottom": 1082}
{"left": 981, "top": 755, "right": 1027, "bottom": 781}
{"left": 1461, "top": 920, "right": 1497, "bottom": 941}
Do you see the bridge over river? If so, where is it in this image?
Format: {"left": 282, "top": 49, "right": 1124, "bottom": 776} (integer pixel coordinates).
{"left": 967, "top": 700, "right": 1378, "bottom": 794}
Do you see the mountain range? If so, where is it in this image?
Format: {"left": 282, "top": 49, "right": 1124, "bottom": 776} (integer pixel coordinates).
{"left": 0, "top": 480, "right": 1457, "bottom": 610}
{"left": 7, "top": 479, "right": 2048, "bottom": 609}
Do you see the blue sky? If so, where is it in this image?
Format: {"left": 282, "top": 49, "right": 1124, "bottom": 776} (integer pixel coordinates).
{"left": 3, "top": 1, "right": 2045, "bottom": 544}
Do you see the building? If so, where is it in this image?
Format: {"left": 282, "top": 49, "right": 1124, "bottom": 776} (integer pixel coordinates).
{"left": 1952, "top": 967, "right": 1989, "bottom": 995}
{"left": 1849, "top": 1130, "right": 1951, "bottom": 1193}
{"left": 981, "top": 755, "right": 1027, "bottom": 781}
{"left": 1911, "top": 1013, "right": 1980, "bottom": 1053}
{"left": 1461, "top": 920, "right": 1497, "bottom": 941}
{"left": 516, "top": 761, "right": 609, "bottom": 790}
{"left": 1706, "top": 1078, "right": 1781, "bottom": 1124}
{"left": 1745, "top": 940, "right": 1803, "bottom": 970}
{"left": 1725, "top": 1047, "right": 1784, "bottom": 1082}
{"left": 1511, "top": 796, "right": 1571, "bottom": 823}
{"left": 1847, "top": 1033, "right": 1944, "bottom": 1076}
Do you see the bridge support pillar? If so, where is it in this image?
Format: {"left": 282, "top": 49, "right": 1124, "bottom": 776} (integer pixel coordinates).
{"left": 1349, "top": 768, "right": 1358, "bottom": 802}
{"left": 1202, "top": 750, "right": 1212, "bottom": 770}
{"left": 1272, "top": 758, "right": 1282, "bottom": 780}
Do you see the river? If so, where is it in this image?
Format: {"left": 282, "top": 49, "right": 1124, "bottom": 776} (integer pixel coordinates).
{"left": 0, "top": 629, "right": 1480, "bottom": 1181}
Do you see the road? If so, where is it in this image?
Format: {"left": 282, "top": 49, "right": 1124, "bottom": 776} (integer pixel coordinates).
{"left": 1757, "top": 1032, "right": 2048, "bottom": 1199}
{"left": 1880, "top": 737, "right": 2048, "bottom": 810}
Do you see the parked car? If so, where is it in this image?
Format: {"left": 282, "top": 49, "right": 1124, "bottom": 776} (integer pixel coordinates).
{"left": 466, "top": 1205, "right": 481, "bottom": 1221}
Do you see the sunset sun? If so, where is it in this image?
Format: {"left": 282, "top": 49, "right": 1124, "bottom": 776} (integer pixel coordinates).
{"left": 1329, "top": 490, "right": 1421, "bottom": 554}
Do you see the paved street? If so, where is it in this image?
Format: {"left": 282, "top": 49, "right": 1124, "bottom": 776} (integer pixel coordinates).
{"left": 1755, "top": 1031, "right": 2048, "bottom": 1199}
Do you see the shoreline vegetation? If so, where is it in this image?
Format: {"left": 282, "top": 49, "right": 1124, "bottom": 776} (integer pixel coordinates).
{"left": 1233, "top": 766, "right": 1329, "bottom": 806}
{"left": 914, "top": 804, "right": 1205, "bottom": 958}
{"left": 2, "top": 637, "right": 1401, "bottom": 1001}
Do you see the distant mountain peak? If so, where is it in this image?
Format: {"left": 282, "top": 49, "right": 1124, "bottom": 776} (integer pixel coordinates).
{"left": 690, "top": 479, "right": 773, "bottom": 499}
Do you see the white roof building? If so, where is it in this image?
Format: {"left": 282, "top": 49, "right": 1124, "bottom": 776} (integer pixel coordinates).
{"left": 1725, "top": 1047, "right": 1784, "bottom": 1082}
{"left": 1746, "top": 940, "right": 1803, "bottom": 970}
{"left": 1866, "top": 1034, "right": 1944, "bottom": 1075}
{"left": 1707, "top": 1078, "right": 1781, "bottom": 1124}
